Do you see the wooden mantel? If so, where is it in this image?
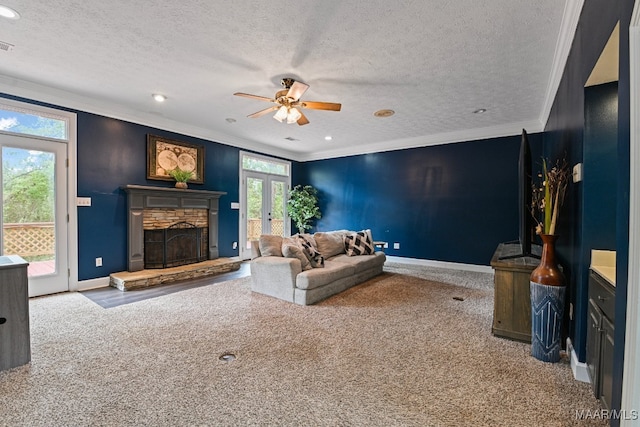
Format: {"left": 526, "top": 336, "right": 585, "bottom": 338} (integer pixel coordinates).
{"left": 122, "top": 185, "right": 227, "bottom": 272}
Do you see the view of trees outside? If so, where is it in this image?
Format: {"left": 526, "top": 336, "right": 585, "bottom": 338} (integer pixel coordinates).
{"left": 1, "top": 109, "right": 63, "bottom": 262}
{"left": 2, "top": 147, "right": 55, "bottom": 223}
{"left": 1, "top": 110, "right": 63, "bottom": 224}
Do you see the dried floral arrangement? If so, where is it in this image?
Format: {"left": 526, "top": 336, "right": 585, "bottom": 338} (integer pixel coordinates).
{"left": 531, "top": 158, "right": 571, "bottom": 235}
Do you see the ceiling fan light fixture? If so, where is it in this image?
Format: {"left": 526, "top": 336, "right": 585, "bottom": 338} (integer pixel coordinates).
{"left": 273, "top": 105, "right": 288, "bottom": 122}
{"left": 287, "top": 107, "right": 302, "bottom": 124}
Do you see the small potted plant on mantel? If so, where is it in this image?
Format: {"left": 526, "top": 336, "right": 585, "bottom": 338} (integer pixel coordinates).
{"left": 168, "top": 167, "right": 193, "bottom": 189}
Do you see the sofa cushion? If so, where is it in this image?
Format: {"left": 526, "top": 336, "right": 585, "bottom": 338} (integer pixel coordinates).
{"left": 259, "top": 235, "right": 283, "bottom": 257}
{"left": 282, "top": 244, "right": 312, "bottom": 270}
{"left": 295, "top": 261, "right": 355, "bottom": 290}
{"left": 314, "top": 231, "right": 347, "bottom": 258}
{"left": 344, "top": 230, "right": 374, "bottom": 256}
{"left": 330, "top": 252, "right": 385, "bottom": 273}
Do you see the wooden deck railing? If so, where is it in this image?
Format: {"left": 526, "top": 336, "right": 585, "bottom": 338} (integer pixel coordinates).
{"left": 247, "top": 218, "right": 284, "bottom": 239}
{"left": 2, "top": 222, "right": 55, "bottom": 257}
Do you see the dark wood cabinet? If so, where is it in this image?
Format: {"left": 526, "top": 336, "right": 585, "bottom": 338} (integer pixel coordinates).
{"left": 586, "top": 270, "right": 615, "bottom": 410}
{"left": 490, "top": 243, "right": 541, "bottom": 343}
{"left": 0, "top": 255, "right": 31, "bottom": 371}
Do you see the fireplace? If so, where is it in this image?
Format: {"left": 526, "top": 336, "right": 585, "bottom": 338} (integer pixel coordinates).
{"left": 122, "top": 185, "right": 226, "bottom": 272}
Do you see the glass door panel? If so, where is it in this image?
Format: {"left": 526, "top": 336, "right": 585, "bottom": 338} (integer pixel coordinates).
{"left": 246, "top": 176, "right": 264, "bottom": 246}
{"left": 1, "top": 134, "right": 68, "bottom": 296}
{"left": 270, "top": 179, "right": 286, "bottom": 237}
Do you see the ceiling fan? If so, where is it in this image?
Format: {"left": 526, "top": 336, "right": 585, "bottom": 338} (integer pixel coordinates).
{"left": 234, "top": 78, "right": 341, "bottom": 126}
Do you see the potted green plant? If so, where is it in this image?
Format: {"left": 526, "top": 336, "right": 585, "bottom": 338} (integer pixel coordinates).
{"left": 168, "top": 167, "right": 193, "bottom": 189}
{"left": 286, "top": 185, "right": 321, "bottom": 234}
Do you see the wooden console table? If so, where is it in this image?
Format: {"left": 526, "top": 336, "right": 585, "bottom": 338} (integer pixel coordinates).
{"left": 490, "top": 243, "right": 541, "bottom": 343}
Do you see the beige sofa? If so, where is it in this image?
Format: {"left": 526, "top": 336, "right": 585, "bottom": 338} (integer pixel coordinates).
{"left": 250, "top": 230, "right": 386, "bottom": 305}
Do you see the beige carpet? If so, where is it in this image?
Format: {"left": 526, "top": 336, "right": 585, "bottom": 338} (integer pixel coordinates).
{"left": 0, "top": 263, "right": 606, "bottom": 426}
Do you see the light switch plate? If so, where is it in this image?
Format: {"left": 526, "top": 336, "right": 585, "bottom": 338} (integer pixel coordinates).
{"left": 572, "top": 163, "right": 583, "bottom": 183}
{"left": 77, "top": 197, "right": 91, "bottom": 207}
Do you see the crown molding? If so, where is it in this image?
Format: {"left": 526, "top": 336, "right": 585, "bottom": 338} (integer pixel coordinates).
{"left": 0, "top": 74, "right": 544, "bottom": 163}
{"left": 0, "top": 74, "right": 300, "bottom": 161}
{"left": 539, "top": 0, "right": 585, "bottom": 129}
{"left": 296, "top": 119, "right": 544, "bottom": 162}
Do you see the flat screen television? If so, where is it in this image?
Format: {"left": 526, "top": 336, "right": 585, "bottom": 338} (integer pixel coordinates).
{"left": 499, "top": 129, "right": 539, "bottom": 260}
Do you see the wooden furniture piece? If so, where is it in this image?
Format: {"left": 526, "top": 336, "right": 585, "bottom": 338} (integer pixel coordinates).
{"left": 490, "top": 243, "right": 541, "bottom": 343}
{"left": 586, "top": 268, "right": 616, "bottom": 410}
{"left": 0, "top": 255, "right": 31, "bottom": 371}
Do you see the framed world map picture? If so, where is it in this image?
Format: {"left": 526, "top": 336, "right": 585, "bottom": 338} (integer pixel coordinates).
{"left": 147, "top": 134, "right": 204, "bottom": 184}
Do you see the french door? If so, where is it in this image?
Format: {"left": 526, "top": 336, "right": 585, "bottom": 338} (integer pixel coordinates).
{"left": 240, "top": 171, "right": 289, "bottom": 259}
{"left": 0, "top": 134, "right": 68, "bottom": 297}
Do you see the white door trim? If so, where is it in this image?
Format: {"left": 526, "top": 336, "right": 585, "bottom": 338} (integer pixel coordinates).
{"left": 622, "top": 1, "right": 640, "bottom": 423}
{"left": 0, "top": 97, "right": 78, "bottom": 292}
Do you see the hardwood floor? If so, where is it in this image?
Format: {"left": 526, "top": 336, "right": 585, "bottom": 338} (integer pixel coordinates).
{"left": 81, "top": 262, "right": 251, "bottom": 308}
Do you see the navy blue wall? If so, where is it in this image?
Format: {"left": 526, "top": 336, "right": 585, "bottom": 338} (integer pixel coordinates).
{"left": 543, "top": 0, "right": 633, "bottom": 419}
{"left": 583, "top": 82, "right": 618, "bottom": 251}
{"left": 295, "top": 133, "right": 543, "bottom": 266}
{"left": 0, "top": 93, "right": 243, "bottom": 281}
{"left": 75, "top": 112, "right": 241, "bottom": 281}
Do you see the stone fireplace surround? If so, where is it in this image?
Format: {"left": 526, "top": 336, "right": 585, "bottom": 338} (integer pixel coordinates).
{"left": 122, "top": 185, "right": 226, "bottom": 272}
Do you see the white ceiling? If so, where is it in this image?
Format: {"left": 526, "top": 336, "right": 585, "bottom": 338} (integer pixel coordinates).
{"left": 0, "top": 1, "right": 579, "bottom": 162}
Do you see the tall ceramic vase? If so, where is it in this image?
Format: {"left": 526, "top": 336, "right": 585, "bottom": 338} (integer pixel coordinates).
{"left": 530, "top": 234, "right": 566, "bottom": 362}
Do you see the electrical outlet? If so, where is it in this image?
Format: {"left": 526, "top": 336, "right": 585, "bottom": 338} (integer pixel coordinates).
{"left": 383, "top": 242, "right": 389, "bottom": 248}
{"left": 393, "top": 242, "right": 400, "bottom": 250}
{"left": 95, "top": 257, "right": 102, "bottom": 267}
{"left": 232, "top": 241, "right": 238, "bottom": 249}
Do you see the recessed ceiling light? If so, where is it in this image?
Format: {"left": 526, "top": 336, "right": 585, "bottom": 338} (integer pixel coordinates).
{"left": 473, "top": 108, "right": 487, "bottom": 114}
{"left": 374, "top": 109, "right": 395, "bottom": 118}
{"left": 325, "top": 136, "right": 332, "bottom": 141}
{"left": 0, "top": 5, "right": 20, "bottom": 19}
{"left": 152, "top": 93, "right": 167, "bottom": 102}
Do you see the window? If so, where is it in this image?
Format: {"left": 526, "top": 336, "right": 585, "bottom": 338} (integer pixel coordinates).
{"left": 242, "top": 153, "right": 289, "bottom": 176}
{"left": 0, "top": 105, "right": 68, "bottom": 140}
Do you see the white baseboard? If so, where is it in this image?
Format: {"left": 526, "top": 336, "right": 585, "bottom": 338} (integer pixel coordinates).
{"left": 76, "top": 276, "right": 110, "bottom": 291}
{"left": 385, "top": 255, "right": 494, "bottom": 274}
{"left": 567, "top": 338, "right": 591, "bottom": 383}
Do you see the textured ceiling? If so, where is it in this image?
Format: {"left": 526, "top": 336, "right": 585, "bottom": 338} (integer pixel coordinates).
{"left": 0, "top": 1, "right": 574, "bottom": 161}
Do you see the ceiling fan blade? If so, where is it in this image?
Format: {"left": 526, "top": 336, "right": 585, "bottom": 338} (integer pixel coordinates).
{"left": 286, "top": 81, "right": 309, "bottom": 101}
{"left": 234, "top": 92, "right": 274, "bottom": 103}
{"left": 297, "top": 111, "right": 310, "bottom": 126}
{"left": 299, "top": 101, "right": 342, "bottom": 111}
{"left": 247, "top": 106, "right": 279, "bottom": 118}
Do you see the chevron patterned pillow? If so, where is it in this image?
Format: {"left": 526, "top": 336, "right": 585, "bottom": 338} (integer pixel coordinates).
{"left": 344, "top": 231, "right": 374, "bottom": 256}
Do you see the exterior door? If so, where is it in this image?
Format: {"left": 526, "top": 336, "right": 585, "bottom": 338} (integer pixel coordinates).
{"left": 1, "top": 134, "right": 68, "bottom": 297}
{"left": 241, "top": 171, "right": 288, "bottom": 259}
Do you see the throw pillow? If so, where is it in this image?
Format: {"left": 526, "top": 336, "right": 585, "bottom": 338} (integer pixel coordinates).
{"left": 259, "top": 234, "right": 284, "bottom": 257}
{"left": 314, "top": 231, "right": 346, "bottom": 258}
{"left": 296, "top": 234, "right": 325, "bottom": 268}
{"left": 282, "top": 244, "right": 312, "bottom": 270}
{"left": 344, "top": 231, "right": 374, "bottom": 256}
